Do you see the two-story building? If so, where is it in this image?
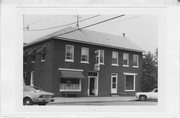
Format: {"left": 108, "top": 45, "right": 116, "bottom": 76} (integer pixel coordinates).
{"left": 23, "top": 27, "right": 143, "bottom": 97}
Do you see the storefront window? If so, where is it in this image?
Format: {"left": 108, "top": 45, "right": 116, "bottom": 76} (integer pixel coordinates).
{"left": 60, "top": 78, "right": 81, "bottom": 91}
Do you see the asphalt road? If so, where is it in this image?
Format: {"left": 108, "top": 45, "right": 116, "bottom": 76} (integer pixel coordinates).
{"left": 47, "top": 100, "right": 157, "bottom": 106}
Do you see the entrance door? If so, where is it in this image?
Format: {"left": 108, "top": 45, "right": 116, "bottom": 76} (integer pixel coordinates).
{"left": 111, "top": 73, "right": 117, "bottom": 94}
{"left": 89, "top": 77, "right": 95, "bottom": 95}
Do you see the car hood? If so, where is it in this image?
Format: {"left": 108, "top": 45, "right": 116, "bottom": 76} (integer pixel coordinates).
{"left": 35, "top": 90, "right": 54, "bottom": 95}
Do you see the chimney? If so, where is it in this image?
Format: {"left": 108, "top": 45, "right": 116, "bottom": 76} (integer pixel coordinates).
{"left": 123, "top": 33, "right": 126, "bottom": 37}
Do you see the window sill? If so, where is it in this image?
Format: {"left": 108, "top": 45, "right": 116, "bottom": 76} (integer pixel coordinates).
{"left": 133, "top": 66, "right": 139, "bottom": 68}
{"left": 41, "top": 60, "right": 45, "bottom": 62}
{"left": 65, "top": 60, "right": 74, "bottom": 62}
{"left": 112, "top": 64, "right": 119, "bottom": 66}
{"left": 100, "top": 63, "right": 104, "bottom": 65}
{"left": 81, "top": 61, "right": 89, "bottom": 64}
{"left": 123, "top": 65, "right": 129, "bottom": 67}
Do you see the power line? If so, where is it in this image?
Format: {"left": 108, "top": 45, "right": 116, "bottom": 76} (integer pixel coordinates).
{"left": 54, "top": 14, "right": 125, "bottom": 37}
{"left": 23, "top": 15, "right": 60, "bottom": 29}
{"left": 24, "top": 15, "right": 101, "bottom": 31}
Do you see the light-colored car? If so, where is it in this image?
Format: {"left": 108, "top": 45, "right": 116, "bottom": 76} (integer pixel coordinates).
{"left": 135, "top": 88, "right": 158, "bottom": 101}
{"left": 23, "top": 86, "right": 55, "bottom": 105}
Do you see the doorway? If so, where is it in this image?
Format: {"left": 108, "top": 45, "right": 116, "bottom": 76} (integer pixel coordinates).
{"left": 111, "top": 73, "right": 117, "bottom": 94}
{"left": 88, "top": 76, "right": 98, "bottom": 96}
{"left": 89, "top": 77, "right": 95, "bottom": 95}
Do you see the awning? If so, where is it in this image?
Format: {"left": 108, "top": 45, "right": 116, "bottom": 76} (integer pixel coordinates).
{"left": 60, "top": 71, "right": 85, "bottom": 79}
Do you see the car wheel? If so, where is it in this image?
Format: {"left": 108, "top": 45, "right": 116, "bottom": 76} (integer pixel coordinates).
{"left": 23, "top": 98, "right": 33, "bottom": 105}
{"left": 139, "top": 95, "right": 147, "bottom": 101}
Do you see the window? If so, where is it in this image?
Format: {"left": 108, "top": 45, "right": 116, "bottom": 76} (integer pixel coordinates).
{"left": 100, "top": 50, "right": 104, "bottom": 64}
{"left": 124, "top": 73, "right": 136, "bottom": 91}
{"left": 123, "top": 53, "right": 129, "bottom": 67}
{"left": 40, "top": 52, "right": 46, "bottom": 62}
{"left": 65, "top": 45, "right": 74, "bottom": 62}
{"left": 30, "top": 71, "right": 34, "bottom": 86}
{"left": 133, "top": 54, "right": 139, "bottom": 68}
{"left": 31, "top": 55, "right": 35, "bottom": 63}
{"left": 95, "top": 50, "right": 104, "bottom": 65}
{"left": 60, "top": 78, "right": 81, "bottom": 91}
{"left": 112, "top": 51, "right": 118, "bottom": 65}
{"left": 81, "top": 47, "right": 89, "bottom": 63}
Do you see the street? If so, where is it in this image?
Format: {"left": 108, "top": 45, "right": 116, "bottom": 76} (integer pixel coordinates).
{"left": 47, "top": 100, "right": 158, "bottom": 106}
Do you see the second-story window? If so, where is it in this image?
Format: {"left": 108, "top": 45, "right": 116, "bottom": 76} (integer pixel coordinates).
{"left": 95, "top": 50, "right": 104, "bottom": 65}
{"left": 133, "top": 54, "right": 139, "bottom": 68}
{"left": 81, "top": 47, "right": 89, "bottom": 63}
{"left": 123, "top": 53, "right": 129, "bottom": 67}
{"left": 112, "top": 51, "right": 118, "bottom": 65}
{"left": 65, "top": 45, "right": 74, "bottom": 62}
{"left": 40, "top": 52, "right": 46, "bottom": 62}
{"left": 31, "top": 55, "right": 35, "bottom": 63}
{"left": 100, "top": 50, "right": 104, "bottom": 64}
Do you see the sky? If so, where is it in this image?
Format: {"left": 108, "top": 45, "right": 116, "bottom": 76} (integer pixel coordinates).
{"left": 24, "top": 15, "right": 158, "bottom": 53}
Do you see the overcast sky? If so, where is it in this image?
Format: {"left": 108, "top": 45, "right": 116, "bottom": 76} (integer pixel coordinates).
{"left": 24, "top": 15, "right": 158, "bottom": 53}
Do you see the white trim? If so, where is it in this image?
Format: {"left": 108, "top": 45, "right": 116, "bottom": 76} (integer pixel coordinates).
{"left": 111, "top": 73, "right": 118, "bottom": 94}
{"left": 30, "top": 71, "right": 34, "bottom": 86}
{"left": 124, "top": 73, "right": 137, "bottom": 91}
{"left": 123, "top": 72, "right": 137, "bottom": 75}
{"left": 65, "top": 59, "right": 74, "bottom": 62}
{"left": 41, "top": 59, "right": 45, "bottom": 62}
{"left": 88, "top": 73, "right": 99, "bottom": 96}
{"left": 58, "top": 68, "right": 84, "bottom": 72}
{"left": 112, "top": 64, "right": 119, "bottom": 66}
{"left": 132, "top": 66, "right": 139, "bottom": 68}
{"left": 80, "top": 61, "right": 89, "bottom": 64}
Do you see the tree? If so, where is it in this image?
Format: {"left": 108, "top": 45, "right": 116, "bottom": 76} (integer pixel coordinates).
{"left": 141, "top": 48, "right": 158, "bottom": 92}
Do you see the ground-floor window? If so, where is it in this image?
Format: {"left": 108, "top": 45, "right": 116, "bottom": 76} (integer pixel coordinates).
{"left": 124, "top": 73, "right": 136, "bottom": 91}
{"left": 60, "top": 78, "right": 81, "bottom": 91}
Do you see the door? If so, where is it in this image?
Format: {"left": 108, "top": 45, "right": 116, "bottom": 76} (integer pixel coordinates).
{"left": 89, "top": 77, "right": 95, "bottom": 95}
{"left": 111, "top": 74, "right": 117, "bottom": 94}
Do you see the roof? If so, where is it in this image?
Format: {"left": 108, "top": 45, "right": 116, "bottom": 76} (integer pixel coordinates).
{"left": 24, "top": 27, "right": 143, "bottom": 52}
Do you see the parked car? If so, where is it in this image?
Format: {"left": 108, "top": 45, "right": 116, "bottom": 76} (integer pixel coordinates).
{"left": 135, "top": 88, "right": 158, "bottom": 101}
{"left": 23, "top": 85, "right": 55, "bottom": 105}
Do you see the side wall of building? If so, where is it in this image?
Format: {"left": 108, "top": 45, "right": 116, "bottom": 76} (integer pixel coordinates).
{"left": 23, "top": 40, "right": 54, "bottom": 92}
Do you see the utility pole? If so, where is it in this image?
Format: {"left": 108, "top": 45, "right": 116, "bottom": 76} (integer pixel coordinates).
{"left": 76, "top": 15, "right": 81, "bottom": 29}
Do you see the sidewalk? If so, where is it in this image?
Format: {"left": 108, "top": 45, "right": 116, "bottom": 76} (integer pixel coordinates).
{"left": 51, "top": 96, "right": 136, "bottom": 104}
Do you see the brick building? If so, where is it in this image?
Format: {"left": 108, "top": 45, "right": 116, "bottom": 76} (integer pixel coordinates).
{"left": 23, "top": 27, "right": 143, "bottom": 97}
